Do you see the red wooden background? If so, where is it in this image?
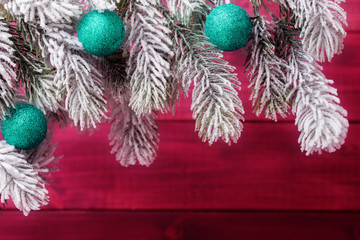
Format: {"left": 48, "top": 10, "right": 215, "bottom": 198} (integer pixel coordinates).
{"left": 1, "top": 1, "right": 360, "bottom": 239}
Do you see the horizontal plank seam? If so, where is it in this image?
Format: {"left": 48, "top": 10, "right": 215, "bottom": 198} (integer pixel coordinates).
{"left": 346, "top": 30, "right": 360, "bottom": 34}
{"left": 3, "top": 209, "right": 360, "bottom": 214}
{"left": 153, "top": 119, "right": 360, "bottom": 123}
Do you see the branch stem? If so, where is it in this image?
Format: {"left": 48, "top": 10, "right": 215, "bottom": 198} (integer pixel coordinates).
{"left": 259, "top": 0, "right": 279, "bottom": 20}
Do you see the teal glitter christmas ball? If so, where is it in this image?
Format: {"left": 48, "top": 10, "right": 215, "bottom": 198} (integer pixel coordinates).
{"left": 1, "top": 103, "right": 47, "bottom": 150}
{"left": 205, "top": 4, "right": 252, "bottom": 51}
{"left": 77, "top": 10, "right": 125, "bottom": 56}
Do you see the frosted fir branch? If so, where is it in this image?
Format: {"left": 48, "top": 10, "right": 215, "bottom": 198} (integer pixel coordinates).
{"left": 7, "top": 22, "right": 60, "bottom": 113}
{"left": 274, "top": 17, "right": 349, "bottom": 155}
{"left": 46, "top": 25, "right": 108, "bottom": 132}
{"left": 33, "top": 23, "right": 108, "bottom": 132}
{"left": 4, "top": 1, "right": 108, "bottom": 132}
{"left": 295, "top": 78, "right": 349, "bottom": 155}
{"left": 167, "top": 0, "right": 211, "bottom": 27}
{"left": 245, "top": 16, "right": 289, "bottom": 121}
{"left": 59, "top": 48, "right": 108, "bottom": 132}
{"left": 124, "top": 0, "right": 174, "bottom": 116}
{"left": 210, "top": 0, "right": 232, "bottom": 6}
{"left": 0, "top": 19, "right": 17, "bottom": 120}
{"left": 0, "top": 141, "right": 48, "bottom": 216}
{"left": 84, "top": 0, "right": 119, "bottom": 12}
{"left": 162, "top": 8, "right": 244, "bottom": 145}
{"left": 103, "top": 50, "right": 128, "bottom": 103}
{"left": 273, "top": 0, "right": 347, "bottom": 62}
{"left": 2, "top": 0, "right": 83, "bottom": 28}
{"left": 114, "top": 0, "right": 133, "bottom": 21}
{"left": 108, "top": 88, "right": 159, "bottom": 167}
{"left": 165, "top": 0, "right": 233, "bottom": 31}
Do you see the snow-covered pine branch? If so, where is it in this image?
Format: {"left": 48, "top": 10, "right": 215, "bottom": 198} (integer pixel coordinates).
{"left": 108, "top": 88, "right": 159, "bottom": 167}
{"left": 274, "top": 17, "right": 349, "bottom": 155}
{"left": 275, "top": 0, "right": 347, "bottom": 62}
{"left": 4, "top": 1, "right": 108, "bottom": 132}
{"left": 0, "top": 141, "right": 48, "bottom": 216}
{"left": 2, "top": 0, "right": 83, "bottom": 28}
{"left": 0, "top": 19, "right": 17, "bottom": 120}
{"left": 85, "top": 0, "right": 119, "bottom": 12}
{"left": 167, "top": 0, "right": 211, "bottom": 27}
{"left": 60, "top": 47, "right": 108, "bottom": 132}
{"left": 7, "top": 21, "right": 60, "bottom": 113}
{"left": 124, "top": 0, "right": 174, "bottom": 116}
{"left": 103, "top": 50, "right": 127, "bottom": 102}
{"left": 166, "top": 0, "right": 232, "bottom": 30}
{"left": 245, "top": 16, "right": 289, "bottom": 121}
{"left": 162, "top": 8, "right": 244, "bottom": 145}
{"left": 210, "top": 0, "right": 232, "bottom": 6}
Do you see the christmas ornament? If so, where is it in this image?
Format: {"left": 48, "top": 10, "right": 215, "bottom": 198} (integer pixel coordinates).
{"left": 1, "top": 103, "right": 47, "bottom": 150}
{"left": 77, "top": 10, "right": 125, "bottom": 56}
{"left": 205, "top": 4, "right": 252, "bottom": 51}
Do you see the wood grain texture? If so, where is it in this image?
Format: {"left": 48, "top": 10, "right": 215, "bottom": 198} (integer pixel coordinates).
{"left": 1, "top": 210, "right": 360, "bottom": 240}
{"left": 4, "top": 121, "right": 359, "bottom": 211}
{"left": 1, "top": 3, "right": 360, "bottom": 237}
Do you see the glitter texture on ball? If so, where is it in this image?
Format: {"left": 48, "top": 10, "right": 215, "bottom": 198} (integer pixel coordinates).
{"left": 77, "top": 10, "right": 125, "bottom": 56}
{"left": 205, "top": 4, "right": 252, "bottom": 51}
{"left": 1, "top": 103, "right": 47, "bottom": 150}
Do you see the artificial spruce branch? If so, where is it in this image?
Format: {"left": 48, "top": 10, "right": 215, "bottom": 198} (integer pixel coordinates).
{"left": 167, "top": 0, "right": 210, "bottom": 27}
{"left": 274, "top": 10, "right": 349, "bottom": 155}
{"left": 108, "top": 88, "right": 159, "bottom": 167}
{"left": 2, "top": 0, "right": 83, "bottom": 28}
{"left": 103, "top": 50, "right": 128, "bottom": 102}
{"left": 4, "top": 0, "right": 108, "bottom": 132}
{"left": 0, "top": 19, "right": 17, "bottom": 120}
{"left": 125, "top": 0, "right": 174, "bottom": 116}
{"left": 166, "top": 0, "right": 231, "bottom": 30}
{"left": 162, "top": 7, "right": 244, "bottom": 145}
{"left": 7, "top": 21, "right": 60, "bottom": 113}
{"left": 87, "top": 0, "right": 119, "bottom": 12}
{"left": 0, "top": 141, "right": 48, "bottom": 216}
{"left": 245, "top": 14, "right": 289, "bottom": 121}
{"left": 272, "top": 0, "right": 347, "bottom": 62}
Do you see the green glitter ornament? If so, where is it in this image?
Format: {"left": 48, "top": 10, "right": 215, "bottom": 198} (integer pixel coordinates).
{"left": 77, "top": 10, "right": 125, "bottom": 56}
{"left": 205, "top": 4, "right": 252, "bottom": 51}
{"left": 1, "top": 103, "right": 47, "bottom": 150}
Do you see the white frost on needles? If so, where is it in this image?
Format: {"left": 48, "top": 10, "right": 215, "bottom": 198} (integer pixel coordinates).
{"left": 0, "top": 19, "right": 17, "bottom": 120}
{"left": 292, "top": 60, "right": 349, "bottom": 155}
{"left": 4, "top": 0, "right": 108, "bottom": 132}
{"left": 86, "top": 0, "right": 118, "bottom": 12}
{"left": 275, "top": 0, "right": 348, "bottom": 62}
{"left": 108, "top": 89, "right": 159, "bottom": 167}
{"left": 0, "top": 141, "right": 48, "bottom": 216}
{"left": 2, "top": 0, "right": 83, "bottom": 28}
{"left": 125, "top": 0, "right": 174, "bottom": 115}
{"left": 245, "top": 17, "right": 289, "bottom": 121}
{"left": 0, "top": 123, "right": 60, "bottom": 215}
{"left": 273, "top": 10, "right": 349, "bottom": 155}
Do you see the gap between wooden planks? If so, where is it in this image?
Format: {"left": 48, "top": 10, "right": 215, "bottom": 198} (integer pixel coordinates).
{"left": 0, "top": 210, "right": 360, "bottom": 240}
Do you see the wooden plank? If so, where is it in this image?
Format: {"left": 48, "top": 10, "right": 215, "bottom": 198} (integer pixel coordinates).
{"left": 1, "top": 210, "right": 360, "bottom": 240}
{"left": 159, "top": 32, "right": 360, "bottom": 121}
{"left": 5, "top": 122, "right": 360, "bottom": 211}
